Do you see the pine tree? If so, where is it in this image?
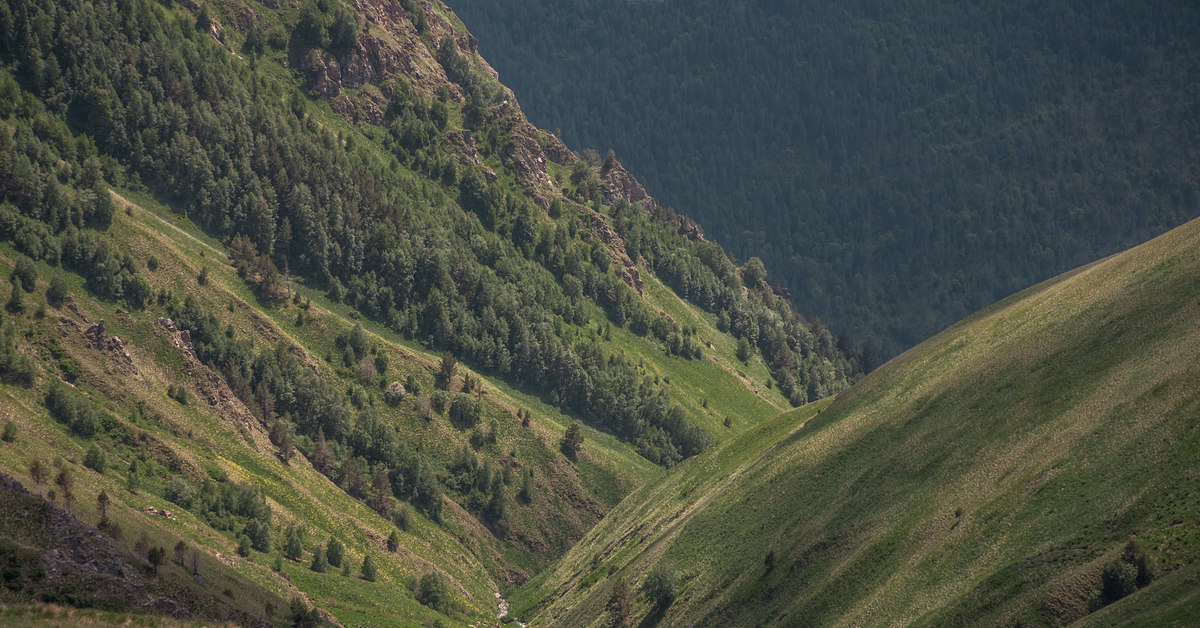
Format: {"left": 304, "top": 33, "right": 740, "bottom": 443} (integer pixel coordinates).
{"left": 361, "top": 554, "right": 377, "bottom": 582}
{"left": 148, "top": 546, "right": 165, "bottom": 574}
{"left": 29, "top": 457, "right": 46, "bottom": 488}
{"left": 96, "top": 489, "right": 110, "bottom": 522}
{"left": 736, "top": 336, "right": 752, "bottom": 363}
{"left": 312, "top": 427, "right": 332, "bottom": 474}
{"left": 326, "top": 536, "right": 344, "bottom": 568}
{"left": 370, "top": 467, "right": 392, "bottom": 514}
{"left": 5, "top": 284, "right": 25, "bottom": 314}
{"left": 560, "top": 422, "right": 584, "bottom": 460}
{"left": 310, "top": 546, "right": 328, "bottom": 573}
{"left": 284, "top": 525, "right": 304, "bottom": 561}
{"left": 519, "top": 468, "right": 534, "bottom": 504}
{"left": 54, "top": 467, "right": 74, "bottom": 513}
{"left": 437, "top": 352, "right": 456, "bottom": 389}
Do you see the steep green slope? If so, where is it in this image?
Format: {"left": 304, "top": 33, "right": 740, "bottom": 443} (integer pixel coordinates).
{"left": 520, "top": 217, "right": 1200, "bottom": 626}
{"left": 0, "top": 0, "right": 866, "bottom": 623}
{"left": 447, "top": 0, "right": 1200, "bottom": 359}
{"left": 0, "top": 187, "right": 656, "bottom": 625}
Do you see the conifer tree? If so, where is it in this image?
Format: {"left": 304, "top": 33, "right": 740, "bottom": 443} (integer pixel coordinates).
{"left": 310, "top": 546, "right": 328, "bottom": 573}
{"left": 361, "top": 554, "right": 377, "bottom": 582}
{"left": 54, "top": 467, "right": 74, "bottom": 513}
{"left": 326, "top": 536, "right": 344, "bottom": 568}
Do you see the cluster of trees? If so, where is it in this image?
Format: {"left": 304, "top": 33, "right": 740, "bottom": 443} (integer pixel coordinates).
{"left": 0, "top": 322, "right": 35, "bottom": 387}
{"left": 452, "top": 0, "right": 1200, "bottom": 358}
{"left": 0, "top": 86, "right": 150, "bottom": 309}
{"left": 44, "top": 382, "right": 101, "bottom": 437}
{"left": 448, "top": 444, "right": 508, "bottom": 531}
{"left": 228, "top": 234, "right": 286, "bottom": 302}
{"left": 1089, "top": 540, "right": 1155, "bottom": 612}
{"left": 290, "top": 0, "right": 359, "bottom": 61}
{"left": 164, "top": 474, "right": 274, "bottom": 554}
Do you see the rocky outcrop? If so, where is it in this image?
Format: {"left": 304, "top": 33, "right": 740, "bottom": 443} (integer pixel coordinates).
{"left": 536, "top": 129, "right": 576, "bottom": 166}
{"left": 578, "top": 204, "right": 643, "bottom": 295}
{"left": 84, "top": 319, "right": 140, "bottom": 380}
{"left": 600, "top": 158, "right": 656, "bottom": 211}
{"left": 301, "top": 49, "right": 343, "bottom": 99}
{"left": 445, "top": 129, "right": 482, "bottom": 166}
{"left": 0, "top": 472, "right": 181, "bottom": 616}
{"left": 502, "top": 120, "right": 556, "bottom": 209}
{"left": 155, "top": 318, "right": 270, "bottom": 449}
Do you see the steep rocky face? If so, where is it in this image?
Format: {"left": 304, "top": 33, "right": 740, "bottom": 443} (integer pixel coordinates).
{"left": 536, "top": 129, "right": 577, "bottom": 166}
{"left": 300, "top": 0, "right": 499, "bottom": 101}
{"left": 600, "top": 158, "right": 656, "bottom": 211}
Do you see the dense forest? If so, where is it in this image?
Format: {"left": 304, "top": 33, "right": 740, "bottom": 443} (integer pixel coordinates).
{"left": 448, "top": 0, "right": 1200, "bottom": 357}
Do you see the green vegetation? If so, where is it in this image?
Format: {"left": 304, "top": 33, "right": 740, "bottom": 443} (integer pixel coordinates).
{"left": 0, "top": 0, "right": 864, "bottom": 623}
{"left": 450, "top": 0, "right": 1200, "bottom": 358}
{"left": 0, "top": 0, "right": 859, "bottom": 469}
{"left": 5, "top": 0, "right": 1193, "bottom": 625}
{"left": 519, "top": 217, "right": 1200, "bottom": 626}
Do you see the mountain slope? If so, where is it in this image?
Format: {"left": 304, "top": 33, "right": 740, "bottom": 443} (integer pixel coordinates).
{"left": 0, "top": 0, "right": 865, "bottom": 624}
{"left": 446, "top": 0, "right": 1200, "bottom": 359}
{"left": 518, "top": 216, "right": 1200, "bottom": 626}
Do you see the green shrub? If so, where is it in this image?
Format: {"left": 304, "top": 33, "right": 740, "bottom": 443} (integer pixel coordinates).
{"left": 1101, "top": 560, "right": 1137, "bottom": 603}
{"left": 0, "top": 324, "right": 35, "bottom": 387}
{"left": 310, "top": 547, "right": 328, "bottom": 573}
{"left": 45, "top": 382, "right": 100, "bottom": 437}
{"left": 360, "top": 553, "right": 376, "bottom": 581}
{"left": 83, "top": 444, "right": 107, "bottom": 473}
{"left": 417, "top": 572, "right": 448, "bottom": 611}
{"left": 11, "top": 255, "right": 37, "bottom": 292}
{"left": 449, "top": 393, "right": 481, "bottom": 428}
{"left": 1122, "top": 539, "right": 1155, "bottom": 587}
{"left": 642, "top": 561, "right": 680, "bottom": 607}
{"left": 392, "top": 503, "right": 412, "bottom": 531}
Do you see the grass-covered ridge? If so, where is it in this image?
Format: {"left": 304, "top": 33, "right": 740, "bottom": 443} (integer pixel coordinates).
{"left": 520, "top": 217, "right": 1200, "bottom": 626}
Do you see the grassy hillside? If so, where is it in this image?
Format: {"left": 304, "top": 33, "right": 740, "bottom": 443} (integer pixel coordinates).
{"left": 519, "top": 217, "right": 1200, "bottom": 626}
{"left": 0, "top": 187, "right": 648, "bottom": 625}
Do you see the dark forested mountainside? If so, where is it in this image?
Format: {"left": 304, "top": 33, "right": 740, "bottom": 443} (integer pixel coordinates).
{"left": 447, "top": 0, "right": 1200, "bottom": 358}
